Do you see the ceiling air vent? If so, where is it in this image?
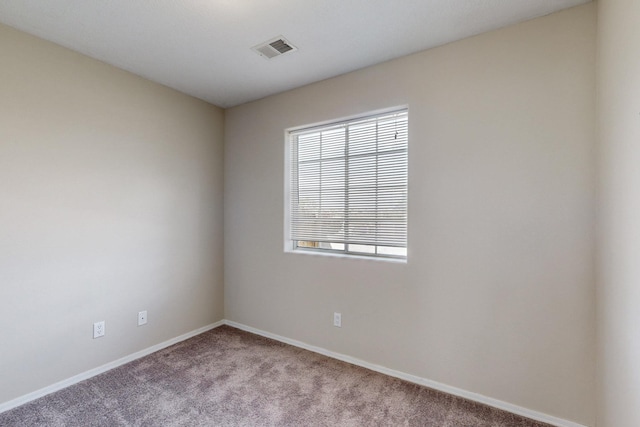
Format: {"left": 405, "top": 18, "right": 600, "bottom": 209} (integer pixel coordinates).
{"left": 252, "top": 36, "right": 297, "bottom": 60}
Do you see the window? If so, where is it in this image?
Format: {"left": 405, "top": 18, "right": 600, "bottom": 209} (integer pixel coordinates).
{"left": 287, "top": 108, "right": 408, "bottom": 259}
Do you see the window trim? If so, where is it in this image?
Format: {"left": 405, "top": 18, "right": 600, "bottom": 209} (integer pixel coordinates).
{"left": 284, "top": 106, "right": 409, "bottom": 261}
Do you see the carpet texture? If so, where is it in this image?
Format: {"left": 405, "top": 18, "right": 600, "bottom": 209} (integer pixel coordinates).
{"left": 0, "top": 326, "right": 553, "bottom": 426}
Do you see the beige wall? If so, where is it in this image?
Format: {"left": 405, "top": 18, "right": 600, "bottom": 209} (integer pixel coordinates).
{"left": 0, "top": 24, "right": 225, "bottom": 404}
{"left": 597, "top": 0, "right": 640, "bottom": 426}
{"left": 225, "top": 4, "right": 596, "bottom": 425}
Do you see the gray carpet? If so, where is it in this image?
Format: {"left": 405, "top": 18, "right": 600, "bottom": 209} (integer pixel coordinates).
{"left": 0, "top": 325, "right": 552, "bottom": 426}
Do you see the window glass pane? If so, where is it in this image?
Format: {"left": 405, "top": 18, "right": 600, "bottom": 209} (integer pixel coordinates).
{"left": 348, "top": 156, "right": 376, "bottom": 197}
{"left": 297, "top": 133, "right": 320, "bottom": 161}
{"left": 377, "top": 115, "right": 408, "bottom": 152}
{"left": 377, "top": 246, "right": 407, "bottom": 257}
{"left": 321, "top": 128, "right": 345, "bottom": 159}
{"left": 348, "top": 120, "right": 377, "bottom": 156}
{"left": 377, "top": 151, "right": 408, "bottom": 186}
{"left": 348, "top": 244, "right": 376, "bottom": 254}
{"left": 321, "top": 159, "right": 345, "bottom": 190}
{"left": 297, "top": 241, "right": 319, "bottom": 248}
{"left": 298, "top": 162, "right": 320, "bottom": 192}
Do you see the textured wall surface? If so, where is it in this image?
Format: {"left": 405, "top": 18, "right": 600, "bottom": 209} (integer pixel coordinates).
{"left": 225, "top": 4, "right": 596, "bottom": 425}
{"left": 0, "top": 23, "right": 225, "bottom": 404}
{"left": 597, "top": 0, "right": 640, "bottom": 426}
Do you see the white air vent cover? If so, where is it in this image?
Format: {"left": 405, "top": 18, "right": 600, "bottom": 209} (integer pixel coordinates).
{"left": 252, "top": 36, "right": 297, "bottom": 59}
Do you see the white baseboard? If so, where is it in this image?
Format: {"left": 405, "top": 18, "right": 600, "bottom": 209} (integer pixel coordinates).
{"left": 0, "top": 320, "right": 225, "bottom": 414}
{"left": 224, "top": 320, "right": 587, "bottom": 427}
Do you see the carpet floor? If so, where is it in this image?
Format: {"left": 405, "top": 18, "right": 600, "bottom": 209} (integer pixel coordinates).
{"left": 0, "top": 325, "right": 553, "bottom": 426}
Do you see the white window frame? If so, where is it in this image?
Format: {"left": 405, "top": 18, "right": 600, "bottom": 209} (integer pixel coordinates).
{"left": 285, "top": 107, "right": 408, "bottom": 261}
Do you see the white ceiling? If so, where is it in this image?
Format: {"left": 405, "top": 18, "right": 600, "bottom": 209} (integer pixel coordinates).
{"left": 0, "top": 0, "right": 590, "bottom": 108}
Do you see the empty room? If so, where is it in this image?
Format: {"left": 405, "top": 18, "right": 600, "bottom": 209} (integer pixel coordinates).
{"left": 0, "top": 0, "right": 638, "bottom": 426}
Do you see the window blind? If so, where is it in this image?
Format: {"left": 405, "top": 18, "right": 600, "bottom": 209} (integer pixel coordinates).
{"left": 289, "top": 109, "right": 408, "bottom": 258}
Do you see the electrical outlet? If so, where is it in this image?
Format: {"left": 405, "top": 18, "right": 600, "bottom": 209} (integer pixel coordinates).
{"left": 93, "top": 321, "right": 105, "bottom": 339}
{"left": 333, "top": 312, "right": 342, "bottom": 328}
{"left": 138, "top": 310, "right": 147, "bottom": 326}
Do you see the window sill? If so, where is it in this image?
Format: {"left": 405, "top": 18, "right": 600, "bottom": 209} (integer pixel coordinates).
{"left": 284, "top": 248, "right": 407, "bottom": 264}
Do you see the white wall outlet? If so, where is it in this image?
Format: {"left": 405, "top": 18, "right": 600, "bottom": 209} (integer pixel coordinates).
{"left": 333, "top": 312, "right": 342, "bottom": 328}
{"left": 93, "top": 321, "right": 105, "bottom": 339}
{"left": 138, "top": 310, "right": 147, "bottom": 326}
